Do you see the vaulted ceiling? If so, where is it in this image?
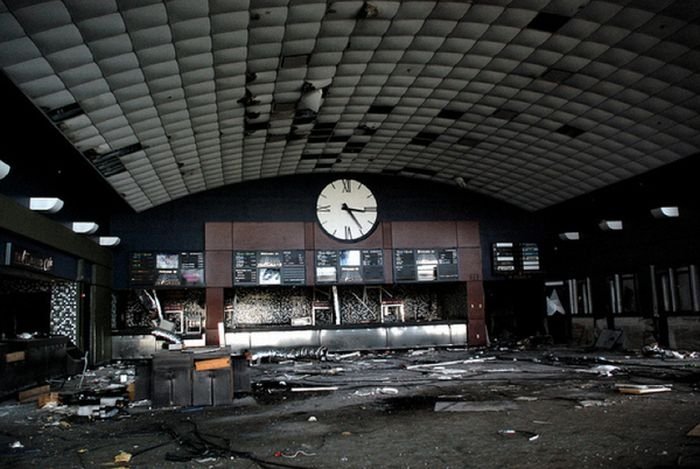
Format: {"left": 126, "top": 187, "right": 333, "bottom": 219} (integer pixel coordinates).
{"left": 1, "top": 0, "right": 699, "bottom": 212}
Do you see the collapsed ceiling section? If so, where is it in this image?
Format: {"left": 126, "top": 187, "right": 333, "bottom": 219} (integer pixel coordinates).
{"left": 0, "top": 0, "right": 699, "bottom": 212}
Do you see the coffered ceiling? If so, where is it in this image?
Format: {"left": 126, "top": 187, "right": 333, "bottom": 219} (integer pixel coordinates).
{"left": 1, "top": 0, "right": 699, "bottom": 212}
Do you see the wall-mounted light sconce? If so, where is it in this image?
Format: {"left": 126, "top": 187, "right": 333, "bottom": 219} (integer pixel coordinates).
{"left": 98, "top": 236, "right": 120, "bottom": 247}
{"left": 0, "top": 160, "right": 10, "bottom": 180}
{"left": 29, "top": 197, "right": 64, "bottom": 213}
{"left": 598, "top": 220, "right": 623, "bottom": 231}
{"left": 558, "top": 232, "right": 580, "bottom": 240}
{"left": 71, "top": 222, "right": 99, "bottom": 235}
{"left": 651, "top": 206, "right": 679, "bottom": 218}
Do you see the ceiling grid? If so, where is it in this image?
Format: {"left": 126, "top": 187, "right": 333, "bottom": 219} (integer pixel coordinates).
{"left": 0, "top": 0, "right": 699, "bottom": 212}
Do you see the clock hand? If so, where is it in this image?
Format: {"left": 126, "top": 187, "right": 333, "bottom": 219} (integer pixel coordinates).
{"left": 341, "top": 204, "right": 364, "bottom": 230}
{"left": 341, "top": 203, "right": 365, "bottom": 212}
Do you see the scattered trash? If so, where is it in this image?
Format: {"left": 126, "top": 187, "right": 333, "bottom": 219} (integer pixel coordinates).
{"left": 341, "top": 431, "right": 352, "bottom": 436}
{"left": 114, "top": 451, "right": 132, "bottom": 464}
{"left": 276, "top": 450, "right": 316, "bottom": 458}
{"left": 10, "top": 441, "right": 24, "bottom": 449}
{"left": 515, "top": 396, "right": 538, "bottom": 402}
{"left": 434, "top": 400, "right": 518, "bottom": 412}
{"left": 307, "top": 416, "right": 317, "bottom": 422}
{"left": 378, "top": 387, "right": 399, "bottom": 395}
{"left": 290, "top": 386, "right": 339, "bottom": 392}
{"left": 575, "top": 365, "right": 620, "bottom": 377}
{"left": 252, "top": 346, "right": 328, "bottom": 363}
{"left": 642, "top": 343, "right": 694, "bottom": 359}
{"left": 406, "top": 356, "right": 496, "bottom": 370}
{"left": 595, "top": 329, "right": 623, "bottom": 350}
{"left": 687, "top": 423, "right": 700, "bottom": 437}
{"left": 332, "top": 351, "right": 362, "bottom": 360}
{"left": 498, "top": 429, "right": 540, "bottom": 441}
{"left": 577, "top": 400, "right": 611, "bottom": 408}
{"left": 615, "top": 384, "right": 672, "bottom": 395}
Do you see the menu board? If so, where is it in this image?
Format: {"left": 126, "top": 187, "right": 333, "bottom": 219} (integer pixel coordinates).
{"left": 393, "top": 248, "right": 459, "bottom": 282}
{"left": 129, "top": 252, "right": 205, "bottom": 286}
{"left": 316, "top": 250, "right": 339, "bottom": 283}
{"left": 129, "top": 252, "right": 156, "bottom": 285}
{"left": 233, "top": 250, "right": 306, "bottom": 286}
{"left": 520, "top": 243, "right": 541, "bottom": 272}
{"left": 492, "top": 242, "right": 516, "bottom": 273}
{"left": 492, "top": 242, "right": 541, "bottom": 275}
{"left": 394, "top": 249, "right": 416, "bottom": 282}
{"left": 316, "top": 249, "right": 385, "bottom": 284}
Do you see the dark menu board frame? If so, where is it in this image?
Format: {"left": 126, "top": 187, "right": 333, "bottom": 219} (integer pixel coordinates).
{"left": 492, "top": 242, "right": 541, "bottom": 275}
{"left": 129, "top": 251, "right": 205, "bottom": 287}
{"left": 315, "top": 249, "right": 385, "bottom": 284}
{"left": 393, "top": 248, "right": 459, "bottom": 283}
{"left": 233, "top": 250, "right": 306, "bottom": 286}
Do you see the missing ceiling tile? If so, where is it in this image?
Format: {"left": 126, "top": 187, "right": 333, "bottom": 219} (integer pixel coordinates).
{"left": 356, "top": 124, "right": 378, "bottom": 135}
{"left": 437, "top": 109, "right": 465, "bottom": 120}
{"left": 527, "top": 12, "right": 572, "bottom": 33}
{"left": 47, "top": 102, "right": 84, "bottom": 123}
{"left": 556, "top": 124, "right": 585, "bottom": 138}
{"left": 540, "top": 68, "right": 574, "bottom": 83}
{"left": 357, "top": 2, "right": 379, "bottom": 19}
{"left": 282, "top": 54, "right": 309, "bottom": 69}
{"left": 411, "top": 131, "right": 440, "bottom": 146}
{"left": 457, "top": 136, "right": 483, "bottom": 147}
{"left": 87, "top": 143, "right": 142, "bottom": 177}
{"left": 343, "top": 141, "right": 366, "bottom": 153}
{"left": 491, "top": 109, "right": 519, "bottom": 120}
{"left": 314, "top": 161, "right": 337, "bottom": 169}
{"left": 368, "top": 104, "right": 394, "bottom": 114}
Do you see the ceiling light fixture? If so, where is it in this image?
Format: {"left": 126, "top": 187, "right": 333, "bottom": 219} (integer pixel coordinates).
{"left": 71, "top": 222, "right": 99, "bottom": 235}
{"left": 29, "top": 197, "right": 64, "bottom": 213}
{"left": 650, "top": 206, "right": 679, "bottom": 218}
{"left": 558, "top": 232, "right": 580, "bottom": 241}
{"left": 598, "top": 220, "right": 623, "bottom": 231}
{"left": 0, "top": 160, "right": 10, "bottom": 180}
{"left": 98, "top": 236, "right": 121, "bottom": 247}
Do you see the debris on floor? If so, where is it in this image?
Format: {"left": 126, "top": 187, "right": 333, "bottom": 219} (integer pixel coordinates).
{"left": 615, "top": 383, "right": 673, "bottom": 395}
{"left": 434, "top": 400, "right": 519, "bottom": 412}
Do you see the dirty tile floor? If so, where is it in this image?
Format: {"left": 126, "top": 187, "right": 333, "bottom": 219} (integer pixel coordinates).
{"left": 1, "top": 347, "right": 699, "bottom": 468}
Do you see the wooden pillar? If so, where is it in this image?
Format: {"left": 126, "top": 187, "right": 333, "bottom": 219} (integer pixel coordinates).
{"left": 467, "top": 280, "right": 487, "bottom": 346}
{"left": 205, "top": 287, "right": 224, "bottom": 345}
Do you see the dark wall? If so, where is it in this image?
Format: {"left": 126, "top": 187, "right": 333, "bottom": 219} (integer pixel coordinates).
{"left": 540, "top": 155, "right": 700, "bottom": 278}
{"left": 111, "top": 174, "right": 544, "bottom": 288}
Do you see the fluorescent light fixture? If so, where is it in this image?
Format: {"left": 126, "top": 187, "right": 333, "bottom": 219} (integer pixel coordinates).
{"left": 0, "top": 160, "right": 9, "bottom": 180}
{"left": 558, "top": 232, "right": 580, "bottom": 240}
{"left": 651, "top": 206, "right": 679, "bottom": 218}
{"left": 71, "top": 222, "right": 99, "bottom": 235}
{"left": 29, "top": 197, "right": 64, "bottom": 213}
{"left": 98, "top": 236, "right": 121, "bottom": 247}
{"left": 598, "top": 220, "right": 623, "bottom": 231}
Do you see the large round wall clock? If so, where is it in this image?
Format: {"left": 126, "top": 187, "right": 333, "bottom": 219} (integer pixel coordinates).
{"left": 316, "top": 179, "right": 378, "bottom": 241}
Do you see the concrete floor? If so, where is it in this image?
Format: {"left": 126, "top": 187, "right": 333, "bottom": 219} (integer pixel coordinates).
{"left": 1, "top": 347, "right": 699, "bottom": 468}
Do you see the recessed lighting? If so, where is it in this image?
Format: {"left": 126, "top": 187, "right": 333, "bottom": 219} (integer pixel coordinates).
{"left": 558, "top": 232, "right": 580, "bottom": 240}
{"left": 71, "top": 222, "right": 99, "bottom": 235}
{"left": 29, "top": 197, "right": 64, "bottom": 213}
{"left": 98, "top": 236, "right": 121, "bottom": 247}
{"left": 0, "top": 160, "right": 10, "bottom": 180}
{"left": 598, "top": 220, "right": 623, "bottom": 231}
{"left": 651, "top": 206, "right": 679, "bottom": 218}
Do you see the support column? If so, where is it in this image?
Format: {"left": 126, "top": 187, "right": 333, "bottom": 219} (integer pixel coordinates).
{"left": 467, "top": 280, "right": 487, "bottom": 346}
{"left": 205, "top": 287, "right": 224, "bottom": 345}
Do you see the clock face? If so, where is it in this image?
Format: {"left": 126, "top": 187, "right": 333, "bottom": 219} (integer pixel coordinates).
{"left": 316, "top": 179, "right": 378, "bottom": 241}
